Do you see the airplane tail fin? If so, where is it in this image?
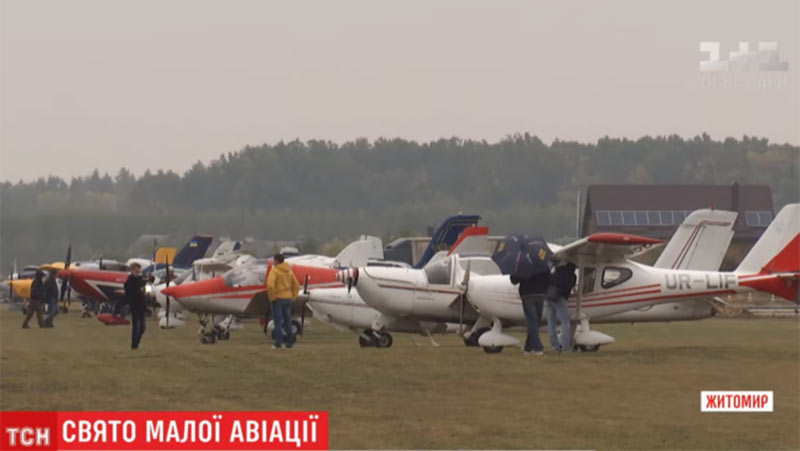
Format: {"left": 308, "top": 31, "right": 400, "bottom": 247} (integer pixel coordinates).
{"left": 333, "top": 236, "right": 384, "bottom": 268}
{"left": 736, "top": 203, "right": 800, "bottom": 302}
{"left": 654, "top": 209, "right": 736, "bottom": 271}
{"left": 413, "top": 214, "right": 481, "bottom": 269}
{"left": 447, "top": 226, "right": 490, "bottom": 256}
{"left": 211, "top": 240, "right": 242, "bottom": 259}
{"left": 172, "top": 235, "right": 214, "bottom": 268}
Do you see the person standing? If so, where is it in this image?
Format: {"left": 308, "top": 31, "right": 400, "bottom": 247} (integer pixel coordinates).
{"left": 124, "top": 263, "right": 147, "bottom": 349}
{"left": 43, "top": 269, "right": 60, "bottom": 327}
{"left": 22, "top": 270, "right": 46, "bottom": 329}
{"left": 510, "top": 272, "right": 550, "bottom": 356}
{"left": 266, "top": 253, "right": 300, "bottom": 349}
{"left": 545, "top": 262, "right": 577, "bottom": 352}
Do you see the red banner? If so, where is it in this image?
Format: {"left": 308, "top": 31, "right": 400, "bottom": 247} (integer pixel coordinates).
{"left": 0, "top": 411, "right": 328, "bottom": 450}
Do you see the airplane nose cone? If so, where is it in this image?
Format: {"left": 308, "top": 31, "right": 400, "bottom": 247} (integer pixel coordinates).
{"left": 166, "top": 276, "right": 226, "bottom": 300}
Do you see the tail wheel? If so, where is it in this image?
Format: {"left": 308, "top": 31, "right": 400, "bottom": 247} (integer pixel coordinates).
{"left": 376, "top": 331, "right": 393, "bottom": 348}
{"left": 482, "top": 345, "right": 503, "bottom": 354}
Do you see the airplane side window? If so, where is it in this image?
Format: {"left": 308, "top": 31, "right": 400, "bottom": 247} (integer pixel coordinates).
{"left": 582, "top": 267, "right": 596, "bottom": 294}
{"left": 602, "top": 266, "right": 633, "bottom": 289}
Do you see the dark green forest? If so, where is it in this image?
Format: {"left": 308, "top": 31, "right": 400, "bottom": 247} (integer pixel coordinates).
{"left": 1, "top": 134, "right": 798, "bottom": 267}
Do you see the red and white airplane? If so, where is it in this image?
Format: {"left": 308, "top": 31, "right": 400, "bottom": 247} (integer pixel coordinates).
{"left": 161, "top": 261, "right": 343, "bottom": 343}
{"left": 344, "top": 203, "right": 799, "bottom": 353}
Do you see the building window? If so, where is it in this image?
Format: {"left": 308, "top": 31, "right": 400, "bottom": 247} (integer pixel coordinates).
{"left": 622, "top": 210, "right": 636, "bottom": 225}
{"left": 745, "top": 210, "right": 773, "bottom": 227}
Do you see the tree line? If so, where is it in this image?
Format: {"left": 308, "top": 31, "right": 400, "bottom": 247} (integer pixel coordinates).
{"left": 1, "top": 134, "right": 797, "bottom": 267}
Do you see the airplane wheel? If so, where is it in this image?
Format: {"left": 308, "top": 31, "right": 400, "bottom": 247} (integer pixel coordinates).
{"left": 358, "top": 329, "right": 377, "bottom": 347}
{"left": 217, "top": 330, "right": 230, "bottom": 341}
{"left": 201, "top": 332, "right": 217, "bottom": 344}
{"left": 482, "top": 345, "right": 504, "bottom": 354}
{"left": 376, "top": 331, "right": 393, "bottom": 348}
{"left": 463, "top": 327, "right": 490, "bottom": 347}
{"left": 585, "top": 344, "right": 600, "bottom": 352}
{"left": 291, "top": 320, "right": 301, "bottom": 336}
{"left": 81, "top": 311, "right": 91, "bottom": 318}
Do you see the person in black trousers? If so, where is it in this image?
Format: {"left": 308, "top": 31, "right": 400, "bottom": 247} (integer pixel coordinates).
{"left": 510, "top": 272, "right": 551, "bottom": 355}
{"left": 22, "top": 270, "right": 46, "bottom": 329}
{"left": 124, "top": 263, "right": 148, "bottom": 349}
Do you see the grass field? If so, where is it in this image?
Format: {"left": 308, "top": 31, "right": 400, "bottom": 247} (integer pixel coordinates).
{"left": 1, "top": 306, "right": 798, "bottom": 450}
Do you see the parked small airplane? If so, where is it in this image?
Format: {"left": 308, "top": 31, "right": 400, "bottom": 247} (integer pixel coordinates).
{"left": 344, "top": 204, "right": 799, "bottom": 353}
{"left": 594, "top": 208, "right": 737, "bottom": 323}
{"left": 59, "top": 235, "right": 214, "bottom": 322}
{"left": 310, "top": 208, "right": 740, "bottom": 347}
{"left": 161, "top": 214, "right": 482, "bottom": 343}
{"left": 307, "top": 226, "right": 490, "bottom": 347}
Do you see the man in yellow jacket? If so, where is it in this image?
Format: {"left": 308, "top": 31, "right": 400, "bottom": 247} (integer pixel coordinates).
{"left": 266, "top": 253, "right": 301, "bottom": 349}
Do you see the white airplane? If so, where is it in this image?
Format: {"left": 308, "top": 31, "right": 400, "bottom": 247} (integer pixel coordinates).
{"left": 344, "top": 204, "right": 799, "bottom": 353}
{"left": 311, "top": 209, "right": 740, "bottom": 347}
{"left": 307, "top": 227, "right": 491, "bottom": 347}
{"left": 595, "top": 208, "right": 737, "bottom": 323}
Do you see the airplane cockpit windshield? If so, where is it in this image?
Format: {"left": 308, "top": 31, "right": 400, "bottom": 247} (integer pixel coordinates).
{"left": 423, "top": 258, "right": 452, "bottom": 285}
{"left": 172, "top": 270, "right": 194, "bottom": 285}
{"left": 223, "top": 261, "right": 268, "bottom": 287}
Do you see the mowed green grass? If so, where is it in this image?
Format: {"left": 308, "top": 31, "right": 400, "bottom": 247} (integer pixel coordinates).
{"left": 1, "top": 307, "right": 798, "bottom": 451}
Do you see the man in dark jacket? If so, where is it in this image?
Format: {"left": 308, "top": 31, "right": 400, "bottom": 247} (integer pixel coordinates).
{"left": 43, "top": 270, "right": 59, "bottom": 327}
{"left": 124, "top": 263, "right": 147, "bottom": 349}
{"left": 545, "top": 262, "right": 577, "bottom": 352}
{"left": 22, "top": 270, "right": 46, "bottom": 329}
{"left": 510, "top": 272, "right": 550, "bottom": 355}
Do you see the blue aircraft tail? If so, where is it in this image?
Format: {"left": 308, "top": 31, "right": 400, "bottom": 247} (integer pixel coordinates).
{"left": 172, "top": 235, "right": 214, "bottom": 269}
{"left": 413, "top": 215, "right": 481, "bottom": 268}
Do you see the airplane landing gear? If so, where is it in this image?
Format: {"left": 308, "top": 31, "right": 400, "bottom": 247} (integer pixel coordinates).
{"left": 201, "top": 331, "right": 217, "bottom": 344}
{"left": 463, "top": 327, "right": 490, "bottom": 347}
{"left": 358, "top": 329, "right": 393, "bottom": 348}
{"left": 482, "top": 345, "right": 503, "bottom": 354}
{"left": 575, "top": 344, "right": 600, "bottom": 352}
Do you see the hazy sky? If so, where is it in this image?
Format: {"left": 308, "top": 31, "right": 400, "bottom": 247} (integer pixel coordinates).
{"left": 1, "top": 0, "right": 797, "bottom": 182}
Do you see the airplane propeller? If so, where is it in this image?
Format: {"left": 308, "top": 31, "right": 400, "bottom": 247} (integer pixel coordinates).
{"left": 58, "top": 245, "right": 72, "bottom": 309}
{"left": 300, "top": 274, "right": 310, "bottom": 336}
{"left": 164, "top": 254, "right": 171, "bottom": 328}
{"left": 9, "top": 259, "right": 17, "bottom": 300}
{"left": 457, "top": 259, "right": 471, "bottom": 335}
{"left": 338, "top": 268, "right": 359, "bottom": 294}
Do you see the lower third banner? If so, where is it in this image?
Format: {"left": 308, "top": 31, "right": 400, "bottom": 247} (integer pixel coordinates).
{"left": 0, "top": 411, "right": 329, "bottom": 450}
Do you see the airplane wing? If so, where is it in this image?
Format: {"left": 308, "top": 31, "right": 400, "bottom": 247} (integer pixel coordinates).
{"left": 553, "top": 233, "right": 665, "bottom": 264}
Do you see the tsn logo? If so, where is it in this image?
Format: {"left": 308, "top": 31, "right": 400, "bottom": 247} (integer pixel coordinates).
{"left": 699, "top": 41, "right": 788, "bottom": 72}
{"left": 4, "top": 427, "right": 50, "bottom": 447}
